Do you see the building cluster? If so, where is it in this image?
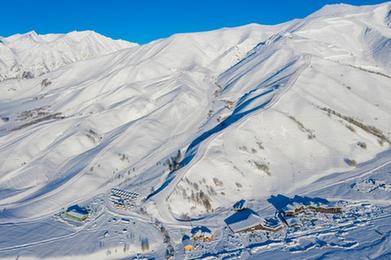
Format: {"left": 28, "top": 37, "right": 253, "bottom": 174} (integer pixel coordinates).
{"left": 64, "top": 204, "right": 89, "bottom": 222}
{"left": 283, "top": 202, "right": 342, "bottom": 217}
{"left": 225, "top": 208, "right": 283, "bottom": 234}
{"left": 64, "top": 193, "right": 342, "bottom": 255}
{"left": 278, "top": 200, "right": 342, "bottom": 227}
{"left": 182, "top": 226, "right": 214, "bottom": 251}
{"left": 182, "top": 198, "right": 343, "bottom": 252}
{"left": 110, "top": 188, "right": 140, "bottom": 209}
{"left": 225, "top": 198, "right": 342, "bottom": 234}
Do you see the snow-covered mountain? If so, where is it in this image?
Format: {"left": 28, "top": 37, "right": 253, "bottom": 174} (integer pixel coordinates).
{"left": 167, "top": 2, "right": 391, "bottom": 217}
{"left": 0, "top": 2, "right": 390, "bottom": 259}
{"left": 0, "top": 30, "right": 137, "bottom": 81}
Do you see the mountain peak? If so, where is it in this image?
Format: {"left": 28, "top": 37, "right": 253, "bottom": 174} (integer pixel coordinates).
{"left": 309, "top": 1, "right": 390, "bottom": 19}
{"left": 0, "top": 30, "right": 137, "bottom": 81}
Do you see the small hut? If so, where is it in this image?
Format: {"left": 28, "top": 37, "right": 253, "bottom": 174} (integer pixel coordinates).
{"left": 233, "top": 199, "right": 247, "bottom": 211}
{"left": 191, "top": 226, "right": 213, "bottom": 241}
{"left": 65, "top": 205, "right": 88, "bottom": 222}
{"left": 182, "top": 235, "right": 193, "bottom": 251}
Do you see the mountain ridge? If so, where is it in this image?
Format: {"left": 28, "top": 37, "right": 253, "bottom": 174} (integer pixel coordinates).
{"left": 0, "top": 30, "right": 137, "bottom": 81}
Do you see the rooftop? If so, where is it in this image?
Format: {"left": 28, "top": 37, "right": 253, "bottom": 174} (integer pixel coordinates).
{"left": 224, "top": 208, "right": 265, "bottom": 233}
{"left": 66, "top": 204, "right": 88, "bottom": 215}
{"left": 233, "top": 199, "right": 247, "bottom": 210}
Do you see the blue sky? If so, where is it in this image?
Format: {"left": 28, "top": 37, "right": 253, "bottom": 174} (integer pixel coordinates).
{"left": 1, "top": 0, "right": 388, "bottom": 44}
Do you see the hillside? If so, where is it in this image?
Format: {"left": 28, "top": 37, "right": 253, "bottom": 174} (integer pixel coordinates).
{"left": 0, "top": 2, "right": 390, "bottom": 259}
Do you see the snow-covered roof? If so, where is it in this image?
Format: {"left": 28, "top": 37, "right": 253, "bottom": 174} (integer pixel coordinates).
{"left": 191, "top": 226, "right": 212, "bottom": 237}
{"left": 286, "top": 202, "right": 305, "bottom": 211}
{"left": 263, "top": 217, "right": 281, "bottom": 228}
{"left": 224, "top": 209, "right": 265, "bottom": 233}
{"left": 286, "top": 217, "right": 300, "bottom": 226}
{"left": 65, "top": 205, "right": 88, "bottom": 221}
{"left": 182, "top": 235, "right": 192, "bottom": 246}
{"left": 66, "top": 205, "right": 88, "bottom": 215}
{"left": 120, "top": 218, "right": 130, "bottom": 223}
{"left": 233, "top": 199, "right": 246, "bottom": 210}
{"left": 183, "top": 239, "right": 192, "bottom": 247}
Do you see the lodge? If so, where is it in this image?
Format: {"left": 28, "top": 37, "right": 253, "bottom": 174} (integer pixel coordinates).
{"left": 191, "top": 226, "right": 213, "bottom": 241}
{"left": 283, "top": 201, "right": 342, "bottom": 217}
{"left": 182, "top": 235, "right": 193, "bottom": 251}
{"left": 225, "top": 208, "right": 283, "bottom": 233}
{"left": 65, "top": 205, "right": 89, "bottom": 222}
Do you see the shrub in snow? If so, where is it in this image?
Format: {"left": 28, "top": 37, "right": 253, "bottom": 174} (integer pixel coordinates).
{"left": 22, "top": 71, "right": 34, "bottom": 79}
{"left": 344, "top": 158, "right": 357, "bottom": 167}
{"left": 41, "top": 78, "right": 52, "bottom": 87}
{"left": 357, "top": 142, "right": 367, "bottom": 149}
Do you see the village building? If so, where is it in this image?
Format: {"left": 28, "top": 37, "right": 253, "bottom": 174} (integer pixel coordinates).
{"left": 308, "top": 205, "right": 342, "bottom": 214}
{"left": 233, "top": 199, "right": 247, "bottom": 211}
{"left": 110, "top": 188, "right": 140, "bottom": 210}
{"left": 284, "top": 202, "right": 306, "bottom": 217}
{"left": 284, "top": 216, "right": 301, "bottom": 227}
{"left": 182, "top": 235, "right": 193, "bottom": 251}
{"left": 282, "top": 201, "right": 342, "bottom": 217}
{"left": 225, "top": 208, "right": 283, "bottom": 233}
{"left": 262, "top": 217, "right": 285, "bottom": 231}
{"left": 120, "top": 218, "right": 130, "bottom": 224}
{"left": 191, "top": 226, "right": 213, "bottom": 241}
{"left": 65, "top": 205, "right": 88, "bottom": 222}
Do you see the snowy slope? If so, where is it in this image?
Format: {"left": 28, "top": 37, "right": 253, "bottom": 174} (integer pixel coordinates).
{"left": 0, "top": 2, "right": 390, "bottom": 259}
{"left": 0, "top": 23, "right": 285, "bottom": 220}
{"left": 166, "top": 2, "right": 391, "bottom": 217}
